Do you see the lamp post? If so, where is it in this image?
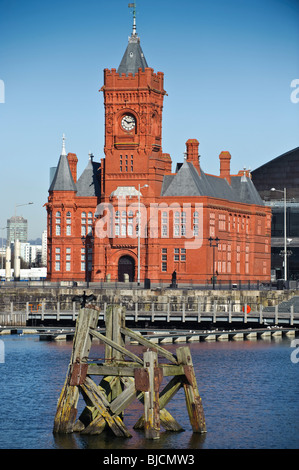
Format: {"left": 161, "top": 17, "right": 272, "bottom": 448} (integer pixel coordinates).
{"left": 208, "top": 236, "right": 219, "bottom": 290}
{"left": 0, "top": 226, "right": 7, "bottom": 271}
{"left": 81, "top": 234, "right": 94, "bottom": 286}
{"left": 137, "top": 184, "right": 148, "bottom": 286}
{"left": 270, "top": 187, "right": 287, "bottom": 281}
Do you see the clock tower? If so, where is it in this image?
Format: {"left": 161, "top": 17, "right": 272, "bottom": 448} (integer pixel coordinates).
{"left": 99, "top": 15, "right": 171, "bottom": 200}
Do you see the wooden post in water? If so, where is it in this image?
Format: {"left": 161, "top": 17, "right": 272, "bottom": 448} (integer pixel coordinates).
{"left": 53, "top": 298, "right": 206, "bottom": 440}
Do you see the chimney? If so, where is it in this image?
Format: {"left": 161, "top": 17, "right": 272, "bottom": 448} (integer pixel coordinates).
{"left": 219, "top": 151, "right": 231, "bottom": 184}
{"left": 186, "top": 139, "right": 200, "bottom": 175}
{"left": 67, "top": 153, "right": 78, "bottom": 183}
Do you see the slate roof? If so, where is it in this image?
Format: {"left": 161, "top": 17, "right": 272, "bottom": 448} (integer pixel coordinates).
{"left": 161, "top": 160, "right": 263, "bottom": 205}
{"left": 76, "top": 158, "right": 101, "bottom": 197}
{"left": 117, "top": 34, "right": 148, "bottom": 76}
{"left": 49, "top": 154, "right": 77, "bottom": 192}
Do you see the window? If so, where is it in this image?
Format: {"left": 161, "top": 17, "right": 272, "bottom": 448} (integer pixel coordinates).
{"left": 246, "top": 217, "right": 250, "bottom": 234}
{"left": 128, "top": 210, "right": 133, "bottom": 237}
{"left": 87, "top": 212, "right": 93, "bottom": 235}
{"left": 55, "top": 250, "right": 61, "bottom": 271}
{"left": 120, "top": 154, "right": 122, "bottom": 172}
{"left": 115, "top": 210, "right": 120, "bottom": 236}
{"left": 209, "top": 213, "right": 215, "bottom": 237}
{"left": 161, "top": 248, "right": 167, "bottom": 272}
{"left": 48, "top": 211, "right": 52, "bottom": 236}
{"left": 193, "top": 211, "right": 199, "bottom": 236}
{"left": 81, "top": 212, "right": 86, "bottom": 236}
{"left": 66, "top": 262, "right": 71, "bottom": 272}
{"left": 174, "top": 211, "right": 180, "bottom": 237}
{"left": 66, "top": 247, "right": 71, "bottom": 261}
{"left": 219, "top": 214, "right": 226, "bottom": 231}
{"left": 56, "top": 211, "right": 61, "bottom": 236}
{"left": 121, "top": 212, "right": 126, "bottom": 236}
{"left": 131, "top": 155, "right": 133, "bottom": 172}
{"left": 81, "top": 248, "right": 85, "bottom": 271}
{"left": 162, "top": 211, "right": 168, "bottom": 237}
{"left": 55, "top": 247, "right": 61, "bottom": 261}
{"left": 181, "top": 211, "right": 186, "bottom": 236}
{"left": 236, "top": 245, "right": 241, "bottom": 274}
{"left": 65, "top": 211, "right": 71, "bottom": 236}
{"left": 181, "top": 248, "right": 186, "bottom": 261}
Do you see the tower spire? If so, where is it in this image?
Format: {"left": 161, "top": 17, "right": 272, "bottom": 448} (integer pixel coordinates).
{"left": 128, "top": 2, "right": 137, "bottom": 36}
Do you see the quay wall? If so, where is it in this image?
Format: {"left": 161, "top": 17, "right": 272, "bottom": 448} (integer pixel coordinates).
{"left": 0, "top": 286, "right": 298, "bottom": 312}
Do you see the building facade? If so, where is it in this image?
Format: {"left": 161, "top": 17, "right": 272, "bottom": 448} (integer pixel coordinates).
{"left": 7, "top": 216, "right": 28, "bottom": 245}
{"left": 45, "top": 22, "right": 271, "bottom": 284}
{"left": 252, "top": 147, "right": 299, "bottom": 280}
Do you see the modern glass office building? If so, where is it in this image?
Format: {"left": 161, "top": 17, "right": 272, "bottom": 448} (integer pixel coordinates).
{"left": 7, "top": 216, "right": 28, "bottom": 246}
{"left": 252, "top": 147, "right": 299, "bottom": 280}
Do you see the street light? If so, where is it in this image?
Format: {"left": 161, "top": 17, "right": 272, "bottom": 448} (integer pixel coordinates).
{"left": 137, "top": 184, "right": 148, "bottom": 286}
{"left": 0, "top": 226, "right": 7, "bottom": 271}
{"left": 208, "top": 237, "right": 220, "bottom": 290}
{"left": 270, "top": 188, "right": 287, "bottom": 281}
{"left": 13, "top": 202, "right": 34, "bottom": 244}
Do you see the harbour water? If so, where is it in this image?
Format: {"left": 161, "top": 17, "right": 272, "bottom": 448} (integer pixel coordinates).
{"left": 0, "top": 334, "right": 298, "bottom": 449}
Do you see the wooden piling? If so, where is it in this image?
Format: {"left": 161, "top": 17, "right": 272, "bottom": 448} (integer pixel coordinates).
{"left": 53, "top": 300, "right": 206, "bottom": 440}
{"left": 176, "top": 346, "right": 206, "bottom": 434}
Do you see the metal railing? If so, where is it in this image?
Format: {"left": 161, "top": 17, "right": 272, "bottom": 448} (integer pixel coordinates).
{"left": 0, "top": 278, "right": 298, "bottom": 290}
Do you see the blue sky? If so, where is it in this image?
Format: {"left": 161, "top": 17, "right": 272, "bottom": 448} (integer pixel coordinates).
{"left": 0, "top": 0, "right": 298, "bottom": 239}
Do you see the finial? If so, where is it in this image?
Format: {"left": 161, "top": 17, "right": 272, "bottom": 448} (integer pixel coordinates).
{"left": 128, "top": 2, "right": 137, "bottom": 36}
{"left": 61, "top": 134, "right": 66, "bottom": 156}
{"left": 89, "top": 151, "right": 94, "bottom": 162}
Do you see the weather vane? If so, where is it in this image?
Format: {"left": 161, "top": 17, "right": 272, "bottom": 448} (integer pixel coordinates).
{"left": 128, "top": 2, "right": 137, "bottom": 36}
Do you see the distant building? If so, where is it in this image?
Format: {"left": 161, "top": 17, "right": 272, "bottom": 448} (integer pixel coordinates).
{"left": 7, "top": 216, "right": 28, "bottom": 245}
{"left": 20, "top": 242, "right": 42, "bottom": 266}
{"left": 251, "top": 147, "right": 299, "bottom": 280}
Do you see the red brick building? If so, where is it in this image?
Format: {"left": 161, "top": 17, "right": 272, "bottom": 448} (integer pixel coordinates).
{"left": 45, "top": 23, "right": 271, "bottom": 285}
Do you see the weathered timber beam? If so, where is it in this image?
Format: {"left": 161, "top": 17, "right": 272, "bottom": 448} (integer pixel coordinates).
{"left": 87, "top": 363, "right": 185, "bottom": 377}
{"left": 109, "top": 381, "right": 137, "bottom": 416}
{"left": 133, "top": 375, "right": 183, "bottom": 431}
{"left": 89, "top": 328, "right": 144, "bottom": 365}
{"left": 176, "top": 346, "right": 206, "bottom": 434}
{"left": 80, "top": 376, "right": 131, "bottom": 438}
{"left": 143, "top": 350, "right": 161, "bottom": 440}
{"left": 120, "top": 326, "right": 178, "bottom": 364}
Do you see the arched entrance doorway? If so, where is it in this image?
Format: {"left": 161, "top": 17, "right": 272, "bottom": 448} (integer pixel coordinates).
{"left": 118, "top": 255, "right": 135, "bottom": 282}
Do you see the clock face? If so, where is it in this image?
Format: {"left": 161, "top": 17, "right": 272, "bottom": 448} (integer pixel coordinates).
{"left": 121, "top": 115, "right": 136, "bottom": 131}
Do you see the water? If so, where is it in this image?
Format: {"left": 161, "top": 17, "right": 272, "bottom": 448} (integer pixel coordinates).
{"left": 0, "top": 334, "right": 298, "bottom": 449}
